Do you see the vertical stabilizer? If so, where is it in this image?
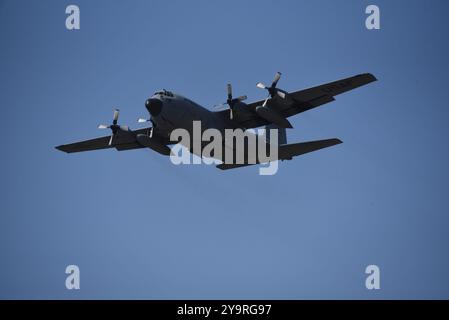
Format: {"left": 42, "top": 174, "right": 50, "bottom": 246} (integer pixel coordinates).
{"left": 265, "top": 123, "right": 287, "bottom": 145}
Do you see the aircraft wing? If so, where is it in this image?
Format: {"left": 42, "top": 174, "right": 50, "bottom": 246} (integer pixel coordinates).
{"left": 55, "top": 128, "right": 169, "bottom": 153}
{"left": 218, "top": 73, "right": 377, "bottom": 129}
{"left": 56, "top": 135, "right": 116, "bottom": 153}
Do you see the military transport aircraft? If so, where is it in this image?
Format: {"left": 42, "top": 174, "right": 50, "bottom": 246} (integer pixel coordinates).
{"left": 55, "top": 72, "right": 376, "bottom": 170}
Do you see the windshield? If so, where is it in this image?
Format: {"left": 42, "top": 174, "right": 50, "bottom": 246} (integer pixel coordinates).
{"left": 154, "top": 89, "right": 174, "bottom": 97}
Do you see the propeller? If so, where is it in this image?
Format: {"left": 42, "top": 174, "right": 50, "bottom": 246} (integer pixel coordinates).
{"left": 214, "top": 83, "right": 247, "bottom": 120}
{"left": 98, "top": 109, "right": 129, "bottom": 145}
{"left": 256, "top": 72, "right": 286, "bottom": 107}
{"left": 137, "top": 117, "right": 155, "bottom": 138}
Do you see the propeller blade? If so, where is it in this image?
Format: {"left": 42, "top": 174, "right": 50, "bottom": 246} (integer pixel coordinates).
{"left": 262, "top": 96, "right": 269, "bottom": 107}
{"left": 98, "top": 124, "right": 109, "bottom": 129}
{"left": 138, "top": 118, "right": 149, "bottom": 123}
{"left": 120, "top": 125, "right": 129, "bottom": 131}
{"left": 272, "top": 72, "right": 281, "bottom": 86}
{"left": 277, "top": 91, "right": 286, "bottom": 99}
{"left": 219, "top": 83, "right": 247, "bottom": 120}
{"left": 227, "top": 84, "right": 232, "bottom": 99}
{"left": 108, "top": 134, "right": 114, "bottom": 146}
{"left": 112, "top": 109, "right": 120, "bottom": 124}
{"left": 149, "top": 127, "right": 154, "bottom": 138}
{"left": 256, "top": 82, "right": 266, "bottom": 89}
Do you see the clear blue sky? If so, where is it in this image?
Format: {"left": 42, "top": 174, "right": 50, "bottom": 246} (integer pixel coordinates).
{"left": 1, "top": 0, "right": 448, "bottom": 299}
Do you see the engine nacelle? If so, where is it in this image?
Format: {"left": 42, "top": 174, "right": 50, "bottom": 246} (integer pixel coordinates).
{"left": 231, "top": 101, "right": 253, "bottom": 121}
{"left": 255, "top": 106, "right": 292, "bottom": 128}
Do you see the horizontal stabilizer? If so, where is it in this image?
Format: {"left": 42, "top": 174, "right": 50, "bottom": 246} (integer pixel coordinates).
{"left": 216, "top": 138, "right": 342, "bottom": 170}
{"left": 278, "top": 138, "right": 342, "bottom": 160}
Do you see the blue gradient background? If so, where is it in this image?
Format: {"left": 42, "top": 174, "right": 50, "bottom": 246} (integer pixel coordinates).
{"left": 1, "top": 0, "right": 448, "bottom": 299}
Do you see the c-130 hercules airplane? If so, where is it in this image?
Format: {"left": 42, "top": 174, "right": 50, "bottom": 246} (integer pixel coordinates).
{"left": 56, "top": 72, "right": 377, "bottom": 170}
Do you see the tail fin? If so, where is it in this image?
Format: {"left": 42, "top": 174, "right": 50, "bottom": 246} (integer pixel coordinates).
{"left": 265, "top": 124, "right": 287, "bottom": 145}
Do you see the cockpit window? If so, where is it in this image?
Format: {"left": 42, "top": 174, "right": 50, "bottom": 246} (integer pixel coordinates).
{"left": 154, "top": 89, "right": 174, "bottom": 97}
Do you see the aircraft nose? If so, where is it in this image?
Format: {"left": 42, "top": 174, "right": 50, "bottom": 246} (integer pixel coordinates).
{"left": 145, "top": 98, "right": 163, "bottom": 117}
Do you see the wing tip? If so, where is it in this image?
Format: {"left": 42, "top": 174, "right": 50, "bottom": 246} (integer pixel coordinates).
{"left": 332, "top": 138, "right": 343, "bottom": 145}
{"left": 358, "top": 73, "right": 377, "bottom": 83}
{"left": 55, "top": 145, "right": 70, "bottom": 153}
